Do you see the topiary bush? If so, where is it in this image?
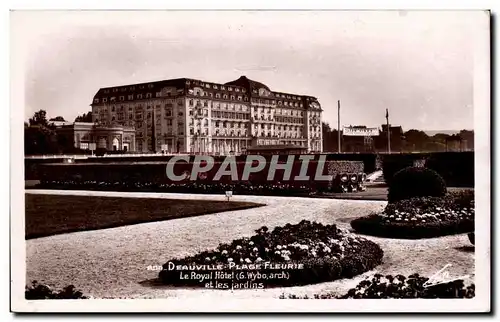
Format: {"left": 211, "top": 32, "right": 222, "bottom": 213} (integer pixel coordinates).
{"left": 387, "top": 166, "right": 447, "bottom": 203}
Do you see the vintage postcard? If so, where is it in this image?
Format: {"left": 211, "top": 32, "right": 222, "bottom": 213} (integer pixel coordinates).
{"left": 10, "top": 9, "right": 490, "bottom": 313}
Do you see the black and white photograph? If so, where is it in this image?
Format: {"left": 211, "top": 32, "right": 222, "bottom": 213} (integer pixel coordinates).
{"left": 10, "top": 8, "right": 491, "bottom": 313}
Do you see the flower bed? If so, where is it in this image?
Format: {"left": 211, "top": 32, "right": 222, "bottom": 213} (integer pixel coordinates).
{"left": 351, "top": 191, "right": 474, "bottom": 239}
{"left": 158, "top": 220, "right": 384, "bottom": 288}
{"left": 25, "top": 280, "right": 89, "bottom": 299}
{"left": 281, "top": 273, "right": 475, "bottom": 299}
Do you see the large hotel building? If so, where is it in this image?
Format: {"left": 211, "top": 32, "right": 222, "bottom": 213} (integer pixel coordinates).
{"left": 90, "top": 76, "right": 323, "bottom": 154}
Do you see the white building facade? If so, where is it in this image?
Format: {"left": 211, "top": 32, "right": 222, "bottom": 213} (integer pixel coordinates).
{"left": 91, "top": 76, "right": 323, "bottom": 154}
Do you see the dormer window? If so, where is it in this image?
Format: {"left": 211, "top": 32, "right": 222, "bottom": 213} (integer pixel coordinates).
{"left": 228, "top": 87, "right": 233, "bottom": 91}
{"left": 140, "top": 85, "right": 145, "bottom": 89}
{"left": 235, "top": 88, "right": 240, "bottom": 92}
{"left": 186, "top": 80, "right": 191, "bottom": 85}
{"left": 103, "top": 98, "right": 108, "bottom": 103}
{"left": 119, "top": 96, "right": 125, "bottom": 101}
{"left": 213, "top": 85, "right": 218, "bottom": 89}
{"left": 121, "top": 88, "right": 127, "bottom": 92}
{"left": 242, "top": 89, "right": 246, "bottom": 93}
{"left": 113, "top": 88, "right": 118, "bottom": 92}
{"left": 137, "top": 94, "right": 143, "bottom": 99}
{"left": 205, "top": 84, "right": 210, "bottom": 88}
{"left": 221, "top": 86, "right": 226, "bottom": 90}
{"left": 148, "top": 84, "right": 154, "bottom": 88}
{"left": 146, "top": 93, "right": 152, "bottom": 98}
{"left": 128, "top": 95, "right": 134, "bottom": 100}
{"left": 94, "top": 98, "right": 99, "bottom": 104}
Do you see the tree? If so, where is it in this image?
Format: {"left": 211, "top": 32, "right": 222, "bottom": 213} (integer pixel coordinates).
{"left": 49, "top": 116, "right": 66, "bottom": 122}
{"left": 28, "top": 110, "right": 48, "bottom": 127}
{"left": 403, "top": 129, "right": 430, "bottom": 151}
{"left": 75, "top": 112, "right": 93, "bottom": 123}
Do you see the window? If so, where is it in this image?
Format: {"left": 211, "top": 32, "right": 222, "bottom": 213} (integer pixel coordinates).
{"left": 103, "top": 98, "right": 108, "bottom": 103}
{"left": 110, "top": 97, "right": 116, "bottom": 102}
{"left": 146, "top": 93, "right": 152, "bottom": 98}
{"left": 156, "top": 92, "right": 161, "bottom": 97}
{"left": 237, "top": 96, "right": 242, "bottom": 101}
{"left": 223, "top": 94, "right": 228, "bottom": 99}
{"left": 140, "top": 85, "right": 145, "bottom": 89}
{"left": 231, "top": 95, "right": 235, "bottom": 100}
{"left": 137, "top": 94, "right": 143, "bottom": 99}
{"left": 221, "top": 86, "right": 226, "bottom": 90}
{"left": 148, "top": 84, "right": 154, "bottom": 88}
{"left": 119, "top": 96, "right": 125, "bottom": 101}
{"left": 189, "top": 99, "right": 194, "bottom": 106}
{"left": 94, "top": 98, "right": 99, "bottom": 104}
{"left": 235, "top": 88, "right": 240, "bottom": 92}
{"left": 128, "top": 95, "right": 134, "bottom": 100}
{"left": 216, "top": 93, "right": 221, "bottom": 98}
{"left": 204, "top": 101, "right": 208, "bottom": 107}
{"left": 186, "top": 80, "right": 191, "bottom": 85}
{"left": 104, "top": 90, "right": 110, "bottom": 94}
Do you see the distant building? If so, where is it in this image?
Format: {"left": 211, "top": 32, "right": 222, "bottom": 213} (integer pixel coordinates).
{"left": 90, "top": 76, "right": 323, "bottom": 154}
{"left": 54, "top": 122, "right": 136, "bottom": 152}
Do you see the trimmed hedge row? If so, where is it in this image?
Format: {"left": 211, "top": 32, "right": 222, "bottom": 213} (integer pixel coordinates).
{"left": 426, "top": 152, "right": 474, "bottom": 187}
{"left": 37, "top": 159, "right": 364, "bottom": 192}
{"left": 381, "top": 152, "right": 474, "bottom": 187}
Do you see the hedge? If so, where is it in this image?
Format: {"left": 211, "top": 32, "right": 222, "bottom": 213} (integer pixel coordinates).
{"left": 425, "top": 152, "right": 474, "bottom": 187}
{"left": 37, "top": 158, "right": 364, "bottom": 192}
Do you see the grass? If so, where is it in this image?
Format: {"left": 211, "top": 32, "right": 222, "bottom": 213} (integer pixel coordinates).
{"left": 25, "top": 194, "right": 264, "bottom": 239}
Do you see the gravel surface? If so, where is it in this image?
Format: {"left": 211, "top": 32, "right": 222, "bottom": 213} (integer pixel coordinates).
{"left": 25, "top": 190, "right": 475, "bottom": 299}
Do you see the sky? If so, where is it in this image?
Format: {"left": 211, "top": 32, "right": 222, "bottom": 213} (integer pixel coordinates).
{"left": 15, "top": 10, "right": 486, "bottom": 131}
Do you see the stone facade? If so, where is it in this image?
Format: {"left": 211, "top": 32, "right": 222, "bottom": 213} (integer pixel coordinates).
{"left": 90, "top": 76, "right": 323, "bottom": 154}
{"left": 55, "top": 122, "right": 136, "bottom": 152}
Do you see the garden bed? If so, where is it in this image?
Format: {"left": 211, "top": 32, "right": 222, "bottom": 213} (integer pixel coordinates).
{"left": 281, "top": 273, "right": 475, "bottom": 299}
{"left": 158, "top": 220, "right": 384, "bottom": 288}
{"left": 351, "top": 191, "right": 474, "bottom": 239}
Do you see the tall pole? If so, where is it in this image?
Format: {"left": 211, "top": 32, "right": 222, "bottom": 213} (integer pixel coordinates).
{"left": 337, "top": 100, "right": 341, "bottom": 153}
{"left": 386, "top": 108, "right": 391, "bottom": 154}
{"left": 152, "top": 107, "right": 156, "bottom": 153}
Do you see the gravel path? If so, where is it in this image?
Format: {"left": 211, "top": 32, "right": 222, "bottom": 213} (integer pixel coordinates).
{"left": 25, "top": 190, "right": 475, "bottom": 299}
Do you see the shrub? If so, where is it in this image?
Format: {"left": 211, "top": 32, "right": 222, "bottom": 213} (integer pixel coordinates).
{"left": 381, "top": 155, "right": 419, "bottom": 185}
{"left": 25, "top": 281, "right": 89, "bottom": 299}
{"left": 158, "top": 220, "right": 384, "bottom": 288}
{"left": 388, "top": 167, "right": 447, "bottom": 203}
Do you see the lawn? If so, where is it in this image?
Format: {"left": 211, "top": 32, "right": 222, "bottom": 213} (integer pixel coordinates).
{"left": 25, "top": 194, "right": 264, "bottom": 239}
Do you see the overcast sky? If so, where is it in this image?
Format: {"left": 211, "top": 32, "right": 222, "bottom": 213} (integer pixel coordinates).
{"left": 16, "top": 10, "right": 486, "bottom": 131}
